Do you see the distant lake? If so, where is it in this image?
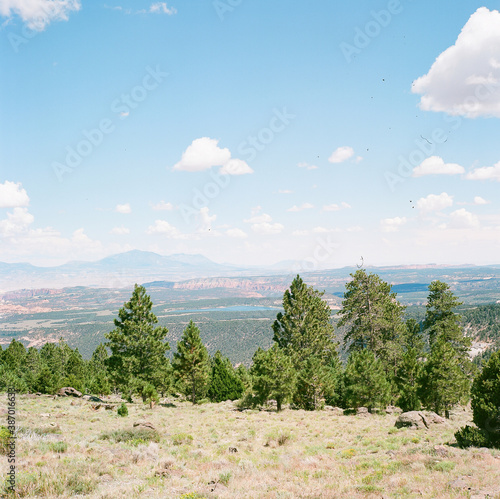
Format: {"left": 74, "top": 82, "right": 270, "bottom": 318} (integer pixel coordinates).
{"left": 166, "top": 306, "right": 280, "bottom": 313}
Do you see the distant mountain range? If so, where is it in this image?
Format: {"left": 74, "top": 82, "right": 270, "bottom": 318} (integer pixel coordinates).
{"left": 0, "top": 250, "right": 302, "bottom": 292}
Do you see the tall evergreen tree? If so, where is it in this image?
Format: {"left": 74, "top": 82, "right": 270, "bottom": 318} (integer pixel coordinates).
{"left": 338, "top": 270, "right": 406, "bottom": 362}
{"left": 469, "top": 350, "right": 500, "bottom": 446}
{"left": 419, "top": 281, "right": 473, "bottom": 417}
{"left": 343, "top": 349, "right": 391, "bottom": 412}
{"left": 172, "top": 321, "right": 210, "bottom": 404}
{"left": 105, "top": 284, "right": 170, "bottom": 396}
{"left": 394, "top": 319, "right": 425, "bottom": 412}
{"left": 273, "top": 275, "right": 337, "bottom": 363}
{"left": 272, "top": 275, "right": 339, "bottom": 409}
{"left": 207, "top": 351, "right": 244, "bottom": 402}
{"left": 250, "top": 344, "right": 296, "bottom": 412}
{"left": 418, "top": 339, "right": 470, "bottom": 418}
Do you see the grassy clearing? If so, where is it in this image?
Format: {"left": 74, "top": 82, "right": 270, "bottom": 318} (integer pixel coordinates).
{"left": 1, "top": 395, "right": 499, "bottom": 498}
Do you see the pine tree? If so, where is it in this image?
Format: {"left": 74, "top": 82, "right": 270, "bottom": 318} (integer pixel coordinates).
{"left": 394, "top": 319, "right": 425, "bottom": 412}
{"left": 339, "top": 270, "right": 407, "bottom": 362}
{"left": 172, "top": 320, "right": 211, "bottom": 404}
{"left": 105, "top": 284, "right": 170, "bottom": 396}
{"left": 207, "top": 351, "right": 244, "bottom": 402}
{"left": 273, "top": 275, "right": 337, "bottom": 363}
{"left": 419, "top": 281, "right": 473, "bottom": 417}
{"left": 343, "top": 349, "right": 391, "bottom": 412}
{"left": 470, "top": 350, "right": 500, "bottom": 445}
{"left": 418, "top": 339, "right": 470, "bottom": 417}
{"left": 272, "top": 275, "right": 339, "bottom": 409}
{"left": 87, "top": 344, "right": 111, "bottom": 396}
{"left": 293, "top": 355, "right": 339, "bottom": 411}
{"left": 250, "top": 344, "right": 296, "bottom": 412}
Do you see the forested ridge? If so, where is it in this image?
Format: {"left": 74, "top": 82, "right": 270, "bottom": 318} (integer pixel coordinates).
{"left": 1, "top": 270, "right": 499, "bottom": 443}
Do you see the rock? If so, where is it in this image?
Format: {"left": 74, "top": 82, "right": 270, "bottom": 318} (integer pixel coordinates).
{"left": 423, "top": 412, "right": 445, "bottom": 425}
{"left": 57, "top": 387, "right": 82, "bottom": 398}
{"left": 357, "top": 407, "right": 371, "bottom": 416}
{"left": 91, "top": 404, "right": 102, "bottom": 411}
{"left": 104, "top": 404, "right": 115, "bottom": 410}
{"left": 228, "top": 447, "right": 238, "bottom": 453}
{"left": 133, "top": 421, "right": 156, "bottom": 431}
{"left": 40, "top": 413, "right": 51, "bottom": 418}
{"left": 386, "top": 405, "right": 402, "bottom": 415}
{"left": 395, "top": 411, "right": 428, "bottom": 429}
{"left": 448, "top": 478, "right": 472, "bottom": 490}
{"left": 208, "top": 480, "right": 228, "bottom": 493}
{"left": 325, "top": 406, "right": 344, "bottom": 415}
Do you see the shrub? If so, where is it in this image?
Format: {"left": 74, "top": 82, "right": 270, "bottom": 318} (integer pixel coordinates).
{"left": 455, "top": 425, "right": 490, "bottom": 449}
{"left": 117, "top": 402, "right": 128, "bottom": 417}
{"left": 100, "top": 428, "right": 160, "bottom": 444}
{"left": 0, "top": 426, "right": 11, "bottom": 455}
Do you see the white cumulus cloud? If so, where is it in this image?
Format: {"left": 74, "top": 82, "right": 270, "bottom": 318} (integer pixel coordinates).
{"left": 146, "top": 220, "right": 181, "bottom": 237}
{"left": 328, "top": 146, "right": 355, "bottom": 164}
{"left": 448, "top": 208, "right": 480, "bottom": 229}
{"left": 219, "top": 158, "right": 253, "bottom": 175}
{"left": 151, "top": 201, "right": 174, "bottom": 211}
{"left": 417, "top": 192, "right": 454, "bottom": 212}
{"left": 412, "top": 7, "right": 500, "bottom": 118}
{"left": 149, "top": 2, "right": 176, "bottom": 14}
{"left": 466, "top": 161, "right": 500, "bottom": 181}
{"left": 115, "top": 203, "right": 131, "bottom": 214}
{"left": 474, "top": 196, "right": 489, "bottom": 205}
{"left": 412, "top": 156, "right": 465, "bottom": 177}
{"left": 323, "top": 202, "right": 351, "bottom": 211}
{"left": 0, "top": 207, "right": 34, "bottom": 235}
{"left": 173, "top": 137, "right": 252, "bottom": 175}
{"left": 287, "top": 203, "right": 314, "bottom": 212}
{"left": 0, "top": 180, "right": 30, "bottom": 208}
{"left": 0, "top": 0, "right": 81, "bottom": 30}
{"left": 381, "top": 217, "right": 407, "bottom": 232}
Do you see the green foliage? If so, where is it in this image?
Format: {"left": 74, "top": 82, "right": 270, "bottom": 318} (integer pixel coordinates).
{"left": 293, "top": 355, "right": 339, "bottom": 411}
{"left": 394, "top": 319, "right": 425, "bottom": 412}
{"left": 343, "top": 349, "right": 391, "bottom": 411}
{"left": 272, "top": 275, "right": 339, "bottom": 410}
{"left": 273, "top": 275, "right": 337, "bottom": 364}
{"left": 171, "top": 433, "right": 193, "bottom": 445}
{"left": 207, "top": 351, "right": 244, "bottom": 402}
{"left": 105, "top": 284, "right": 170, "bottom": 395}
{"left": 117, "top": 402, "right": 128, "bottom": 417}
{"left": 455, "top": 425, "right": 491, "bottom": 449}
{"left": 418, "top": 339, "right": 470, "bottom": 417}
{"left": 470, "top": 350, "right": 500, "bottom": 446}
{"left": 99, "top": 428, "right": 160, "bottom": 443}
{"left": 419, "top": 282, "right": 473, "bottom": 417}
{"left": 0, "top": 426, "right": 11, "bottom": 455}
{"left": 173, "top": 320, "right": 211, "bottom": 404}
{"left": 339, "top": 270, "right": 406, "bottom": 359}
{"left": 250, "top": 344, "right": 296, "bottom": 411}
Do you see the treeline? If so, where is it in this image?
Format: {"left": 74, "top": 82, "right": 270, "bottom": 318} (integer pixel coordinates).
{"left": 0, "top": 271, "right": 497, "bottom": 422}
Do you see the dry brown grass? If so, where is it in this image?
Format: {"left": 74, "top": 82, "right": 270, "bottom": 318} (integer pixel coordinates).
{"left": 1, "top": 395, "right": 499, "bottom": 498}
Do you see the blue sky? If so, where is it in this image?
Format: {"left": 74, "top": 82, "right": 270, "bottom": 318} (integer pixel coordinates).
{"left": 0, "top": 0, "right": 499, "bottom": 269}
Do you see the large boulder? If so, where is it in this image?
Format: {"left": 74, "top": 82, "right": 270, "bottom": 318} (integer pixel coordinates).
{"left": 395, "top": 411, "right": 446, "bottom": 429}
{"left": 57, "top": 387, "right": 82, "bottom": 398}
{"left": 395, "top": 411, "right": 429, "bottom": 429}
